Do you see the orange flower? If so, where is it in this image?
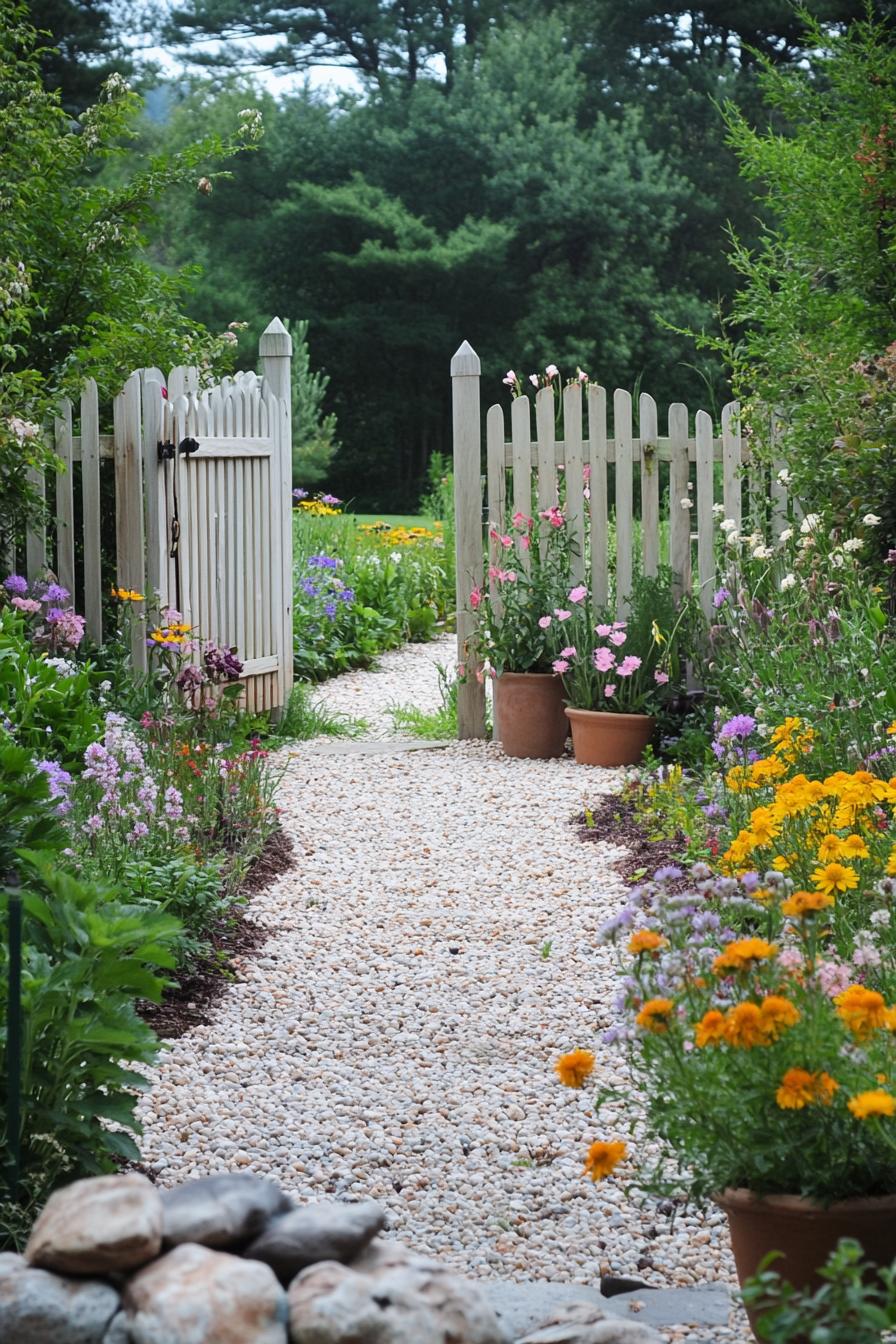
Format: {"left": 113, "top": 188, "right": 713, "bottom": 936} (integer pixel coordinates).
{"left": 848, "top": 1090, "right": 896, "bottom": 1120}
{"left": 694, "top": 1010, "right": 727, "bottom": 1048}
{"left": 835, "top": 985, "right": 889, "bottom": 1039}
{"left": 776, "top": 1068, "right": 838, "bottom": 1110}
{"left": 635, "top": 998, "right": 675, "bottom": 1033}
{"left": 713, "top": 938, "right": 778, "bottom": 976}
{"left": 554, "top": 1049, "right": 596, "bottom": 1089}
{"left": 628, "top": 929, "right": 668, "bottom": 956}
{"left": 781, "top": 889, "right": 835, "bottom": 918}
{"left": 759, "top": 995, "right": 800, "bottom": 1039}
{"left": 724, "top": 1002, "right": 769, "bottom": 1049}
{"left": 583, "top": 1139, "right": 627, "bottom": 1181}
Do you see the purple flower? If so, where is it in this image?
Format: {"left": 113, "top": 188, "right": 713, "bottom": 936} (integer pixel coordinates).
{"left": 654, "top": 864, "right": 683, "bottom": 882}
{"left": 130, "top": 821, "right": 150, "bottom": 840}
{"left": 44, "top": 607, "right": 65, "bottom": 624}
{"left": 712, "top": 587, "right": 731, "bottom": 608}
{"left": 36, "top": 758, "right": 72, "bottom": 813}
{"left": 320, "top": 493, "right": 341, "bottom": 506}
{"left": 307, "top": 554, "right": 340, "bottom": 569}
{"left": 292, "top": 488, "right": 308, "bottom": 500}
{"left": 164, "top": 786, "right": 184, "bottom": 820}
{"left": 176, "top": 664, "right": 205, "bottom": 694}
{"left": 324, "top": 601, "right": 337, "bottom": 618}
{"left": 338, "top": 588, "right": 354, "bottom": 603}
{"left": 204, "top": 643, "right": 243, "bottom": 681}
{"left": 3, "top": 574, "right": 28, "bottom": 595}
{"left": 718, "top": 714, "right": 756, "bottom": 742}
{"left": 42, "top": 583, "right": 70, "bottom": 602}
{"left": 300, "top": 579, "right": 318, "bottom": 598}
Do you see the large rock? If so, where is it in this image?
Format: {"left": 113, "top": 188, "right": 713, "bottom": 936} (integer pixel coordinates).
{"left": 516, "top": 1303, "right": 662, "bottom": 1344}
{"left": 287, "top": 1256, "right": 507, "bottom": 1344}
{"left": 246, "top": 1200, "right": 385, "bottom": 1284}
{"left": 0, "top": 1251, "right": 120, "bottom": 1344}
{"left": 161, "top": 1173, "right": 292, "bottom": 1250}
{"left": 25, "top": 1174, "right": 163, "bottom": 1276}
{"left": 121, "top": 1242, "right": 288, "bottom": 1344}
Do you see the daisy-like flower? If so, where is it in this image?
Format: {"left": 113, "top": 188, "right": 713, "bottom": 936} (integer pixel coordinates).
{"left": 811, "top": 862, "right": 859, "bottom": 896}
{"left": 628, "top": 929, "right": 668, "bottom": 955}
{"left": 554, "top": 1048, "right": 596, "bottom": 1089}
{"left": 583, "top": 1139, "right": 627, "bottom": 1181}
{"left": 835, "top": 985, "right": 889, "bottom": 1039}
{"left": 635, "top": 998, "right": 675, "bottom": 1033}
{"left": 694, "top": 1010, "right": 726, "bottom": 1048}
{"left": 848, "top": 1089, "right": 896, "bottom": 1119}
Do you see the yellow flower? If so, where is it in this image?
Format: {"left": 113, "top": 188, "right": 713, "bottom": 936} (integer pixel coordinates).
{"left": 759, "top": 995, "right": 800, "bottom": 1038}
{"left": 748, "top": 806, "right": 780, "bottom": 846}
{"left": 772, "top": 855, "right": 793, "bottom": 872}
{"left": 554, "top": 1049, "right": 596, "bottom": 1089}
{"left": 694, "top": 1010, "right": 727, "bottom": 1048}
{"left": 776, "top": 1069, "right": 838, "bottom": 1110}
{"left": 583, "top": 1139, "right": 627, "bottom": 1182}
{"left": 811, "top": 862, "right": 859, "bottom": 896}
{"left": 628, "top": 929, "right": 668, "bottom": 956}
{"left": 635, "top": 998, "right": 675, "bottom": 1033}
{"left": 887, "top": 847, "right": 896, "bottom": 877}
{"left": 847, "top": 1090, "right": 896, "bottom": 1120}
{"left": 816, "top": 834, "right": 843, "bottom": 861}
{"left": 724, "top": 1002, "right": 769, "bottom": 1049}
{"left": 835, "top": 985, "right": 889, "bottom": 1039}
{"left": 841, "top": 833, "right": 870, "bottom": 860}
{"left": 713, "top": 938, "right": 778, "bottom": 976}
{"left": 887, "top": 721, "right": 896, "bottom": 736}
{"left": 781, "top": 889, "right": 835, "bottom": 918}
{"left": 111, "top": 586, "right": 144, "bottom": 601}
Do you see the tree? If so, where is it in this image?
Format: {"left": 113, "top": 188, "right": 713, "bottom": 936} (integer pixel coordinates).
{"left": 27, "top": 0, "right": 133, "bottom": 114}
{"left": 284, "top": 318, "right": 339, "bottom": 485}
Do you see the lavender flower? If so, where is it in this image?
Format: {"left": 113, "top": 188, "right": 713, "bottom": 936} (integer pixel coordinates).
{"left": 307, "top": 554, "right": 341, "bottom": 569}
{"left": 712, "top": 587, "right": 731, "bottom": 608}
{"left": 41, "top": 583, "right": 70, "bottom": 602}
{"left": 292, "top": 488, "right": 309, "bottom": 500}
{"left": 3, "top": 574, "right": 28, "bottom": 595}
{"left": 654, "top": 864, "right": 683, "bottom": 882}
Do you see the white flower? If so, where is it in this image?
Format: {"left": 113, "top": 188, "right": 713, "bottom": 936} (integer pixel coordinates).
{"left": 871, "top": 909, "right": 891, "bottom": 928}
{"left": 863, "top": 513, "right": 881, "bottom": 526}
{"left": 389, "top": 550, "right": 403, "bottom": 563}
{"left": 725, "top": 530, "right": 741, "bottom": 547}
{"left": 719, "top": 518, "right": 738, "bottom": 534}
{"left": 679, "top": 498, "right": 693, "bottom": 510}
{"left": 843, "top": 537, "right": 864, "bottom": 552}
{"left": 776, "top": 467, "right": 793, "bottom": 487}
{"left": 778, "top": 527, "right": 793, "bottom": 543}
{"left": 712, "top": 502, "right": 726, "bottom": 518}
{"left": 780, "top": 573, "right": 796, "bottom": 590}
{"left": 44, "top": 657, "right": 77, "bottom": 677}
{"left": 99, "top": 680, "right": 111, "bottom": 692}
{"left": 830, "top": 551, "right": 845, "bottom": 568}
{"left": 751, "top": 544, "right": 773, "bottom": 561}
{"left": 799, "top": 513, "right": 820, "bottom": 534}
{"left": 7, "top": 416, "right": 39, "bottom": 441}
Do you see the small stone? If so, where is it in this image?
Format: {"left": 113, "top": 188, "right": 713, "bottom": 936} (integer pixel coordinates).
{"left": 161, "top": 1173, "right": 292, "bottom": 1250}
{"left": 288, "top": 1257, "right": 506, "bottom": 1344}
{"left": 245, "top": 1199, "right": 385, "bottom": 1284}
{"left": 25, "top": 1175, "right": 162, "bottom": 1276}
{"left": 122, "top": 1243, "right": 287, "bottom": 1344}
{"left": 0, "top": 1252, "right": 120, "bottom": 1344}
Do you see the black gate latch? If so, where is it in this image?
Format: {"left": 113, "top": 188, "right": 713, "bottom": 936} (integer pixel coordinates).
{"left": 157, "top": 437, "right": 200, "bottom": 461}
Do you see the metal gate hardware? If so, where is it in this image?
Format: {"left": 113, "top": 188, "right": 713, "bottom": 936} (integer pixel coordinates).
{"left": 157, "top": 437, "right": 200, "bottom": 461}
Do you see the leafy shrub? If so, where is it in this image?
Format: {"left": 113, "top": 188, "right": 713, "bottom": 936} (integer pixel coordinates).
{"left": 87, "top": 855, "right": 226, "bottom": 970}
{"left": 743, "top": 1240, "right": 896, "bottom": 1343}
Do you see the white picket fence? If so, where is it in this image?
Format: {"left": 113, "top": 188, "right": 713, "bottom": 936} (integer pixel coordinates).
{"left": 17, "top": 319, "right": 294, "bottom": 715}
{"left": 450, "top": 341, "right": 793, "bottom": 739}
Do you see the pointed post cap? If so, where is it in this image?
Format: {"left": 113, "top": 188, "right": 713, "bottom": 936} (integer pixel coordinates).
{"left": 259, "top": 316, "right": 292, "bottom": 357}
{"left": 451, "top": 340, "right": 480, "bottom": 377}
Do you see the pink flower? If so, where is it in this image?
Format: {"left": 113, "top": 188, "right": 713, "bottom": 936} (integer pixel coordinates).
{"left": 613, "top": 621, "right": 627, "bottom": 630}
{"left": 500, "top": 534, "right": 513, "bottom": 548}
{"left": 554, "top": 608, "right": 572, "bottom": 621}
{"left": 593, "top": 647, "right": 615, "bottom": 672}
{"left": 470, "top": 586, "right": 483, "bottom": 610}
{"left": 538, "top": 615, "right": 552, "bottom": 629}
{"left": 505, "top": 570, "right": 517, "bottom": 583}
{"left": 560, "top": 646, "right": 577, "bottom": 658}
{"left": 654, "top": 670, "right": 670, "bottom": 685}
{"left": 578, "top": 369, "right": 589, "bottom": 384}
{"left": 608, "top": 630, "right": 627, "bottom": 646}
{"left": 520, "top": 535, "right": 531, "bottom": 550}
{"left": 617, "top": 655, "right": 642, "bottom": 678}
{"left": 511, "top": 511, "right": 532, "bottom": 531}
{"left": 569, "top": 585, "right": 588, "bottom": 604}
{"left": 546, "top": 364, "right": 559, "bottom": 379}
{"left": 528, "top": 373, "right": 539, "bottom": 387}
{"left": 595, "top": 623, "right": 612, "bottom": 637}
{"left": 539, "top": 505, "right": 566, "bottom": 529}
{"left": 503, "top": 370, "right": 516, "bottom": 386}
{"left": 552, "top": 658, "right": 570, "bottom": 673}
{"left": 583, "top": 464, "right": 592, "bottom": 481}
{"left": 604, "top": 684, "right": 616, "bottom": 698}
{"left": 11, "top": 597, "right": 41, "bottom": 614}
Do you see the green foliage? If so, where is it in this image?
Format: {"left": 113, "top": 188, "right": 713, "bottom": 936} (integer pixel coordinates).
{"left": 273, "top": 682, "right": 368, "bottom": 740}
{"left": 284, "top": 317, "right": 338, "bottom": 486}
{"left": 711, "top": 9, "right": 896, "bottom": 544}
{"left": 0, "top": 608, "right": 102, "bottom": 771}
{"left": 388, "top": 663, "right": 459, "bottom": 739}
{"left": 743, "top": 1240, "right": 896, "bottom": 1342}
{"left": 0, "top": 850, "right": 180, "bottom": 1242}
{"left": 29, "top": 0, "right": 132, "bottom": 114}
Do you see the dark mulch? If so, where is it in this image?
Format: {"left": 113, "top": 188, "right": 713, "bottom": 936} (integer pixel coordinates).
{"left": 138, "top": 824, "right": 294, "bottom": 1041}
{"left": 574, "top": 790, "right": 685, "bottom": 884}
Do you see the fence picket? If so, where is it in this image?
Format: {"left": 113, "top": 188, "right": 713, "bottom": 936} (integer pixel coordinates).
{"left": 614, "top": 389, "right": 634, "bottom": 616}
{"left": 535, "top": 387, "right": 556, "bottom": 540}
{"left": 141, "top": 377, "right": 164, "bottom": 602}
{"left": 563, "top": 384, "right": 586, "bottom": 583}
{"left": 113, "top": 372, "right": 147, "bottom": 671}
{"left": 451, "top": 340, "right": 486, "bottom": 738}
{"left": 668, "top": 402, "right": 691, "bottom": 600}
{"left": 54, "top": 401, "right": 75, "bottom": 598}
{"left": 639, "top": 392, "right": 659, "bottom": 578}
{"left": 486, "top": 404, "right": 506, "bottom": 614}
{"left": 511, "top": 395, "right": 532, "bottom": 574}
{"left": 695, "top": 409, "right": 715, "bottom": 618}
{"left": 80, "top": 379, "right": 102, "bottom": 643}
{"left": 24, "top": 468, "right": 46, "bottom": 582}
{"left": 770, "top": 414, "right": 789, "bottom": 539}
{"left": 588, "top": 385, "right": 609, "bottom": 606}
{"left": 722, "top": 401, "right": 742, "bottom": 529}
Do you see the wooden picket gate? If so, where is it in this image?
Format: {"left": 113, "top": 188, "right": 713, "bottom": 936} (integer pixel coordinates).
{"left": 450, "top": 340, "right": 794, "bottom": 739}
{"left": 19, "top": 318, "right": 294, "bottom": 715}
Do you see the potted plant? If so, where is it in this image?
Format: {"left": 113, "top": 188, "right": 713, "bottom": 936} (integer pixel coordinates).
{"left": 555, "top": 572, "right": 681, "bottom": 766}
{"left": 558, "top": 731, "right": 896, "bottom": 1332}
{"left": 466, "top": 507, "right": 575, "bottom": 758}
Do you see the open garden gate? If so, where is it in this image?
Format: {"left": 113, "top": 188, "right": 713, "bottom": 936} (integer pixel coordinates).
{"left": 21, "top": 317, "right": 294, "bottom": 716}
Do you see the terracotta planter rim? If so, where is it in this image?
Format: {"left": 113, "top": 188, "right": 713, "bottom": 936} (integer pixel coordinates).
{"left": 716, "top": 1186, "right": 896, "bottom": 1217}
{"left": 498, "top": 670, "right": 562, "bottom": 681}
{"left": 564, "top": 706, "right": 655, "bottom": 726}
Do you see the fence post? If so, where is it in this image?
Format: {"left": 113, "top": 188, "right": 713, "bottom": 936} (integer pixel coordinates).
{"left": 451, "top": 340, "right": 486, "bottom": 740}
{"left": 259, "top": 317, "right": 295, "bottom": 713}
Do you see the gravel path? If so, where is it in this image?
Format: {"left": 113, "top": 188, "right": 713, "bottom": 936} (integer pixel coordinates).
{"left": 137, "top": 640, "right": 751, "bottom": 1342}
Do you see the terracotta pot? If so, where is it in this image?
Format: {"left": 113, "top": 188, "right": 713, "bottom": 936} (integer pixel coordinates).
{"left": 563, "top": 707, "right": 654, "bottom": 766}
{"left": 716, "top": 1187, "right": 896, "bottom": 1336}
{"left": 493, "top": 672, "right": 567, "bottom": 759}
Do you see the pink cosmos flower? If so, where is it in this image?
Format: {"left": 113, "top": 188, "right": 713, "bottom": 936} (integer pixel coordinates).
{"left": 595, "top": 623, "right": 613, "bottom": 637}
{"left": 608, "top": 631, "right": 627, "bottom": 646}
{"left": 552, "top": 658, "right": 570, "bottom": 674}
{"left": 554, "top": 608, "right": 572, "bottom": 621}
{"left": 559, "top": 646, "right": 576, "bottom": 658}
{"left": 569, "top": 585, "right": 588, "bottom": 604}
{"left": 617, "top": 655, "right": 642, "bottom": 678}
{"left": 654, "top": 670, "right": 670, "bottom": 685}
{"left": 593, "top": 647, "right": 615, "bottom": 672}
{"left": 604, "top": 684, "right": 616, "bottom": 697}
{"left": 470, "top": 586, "right": 483, "bottom": 610}
{"left": 538, "top": 615, "right": 552, "bottom": 629}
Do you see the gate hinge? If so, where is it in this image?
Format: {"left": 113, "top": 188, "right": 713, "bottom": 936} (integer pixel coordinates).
{"left": 157, "top": 437, "right": 200, "bottom": 462}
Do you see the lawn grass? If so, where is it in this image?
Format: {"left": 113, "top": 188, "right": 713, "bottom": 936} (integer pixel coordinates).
{"left": 349, "top": 513, "right": 435, "bottom": 529}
